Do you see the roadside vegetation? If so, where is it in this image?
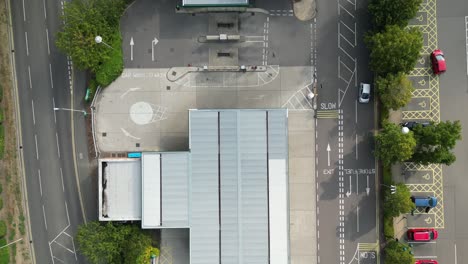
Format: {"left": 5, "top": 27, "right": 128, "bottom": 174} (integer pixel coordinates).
{"left": 56, "top": 0, "right": 128, "bottom": 99}
{"left": 77, "top": 221, "right": 160, "bottom": 264}
{"left": 0, "top": 0, "right": 33, "bottom": 262}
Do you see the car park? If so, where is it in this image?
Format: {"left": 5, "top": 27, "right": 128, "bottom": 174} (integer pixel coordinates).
{"left": 401, "top": 121, "right": 431, "bottom": 130}
{"left": 407, "top": 228, "right": 438, "bottom": 242}
{"left": 415, "top": 260, "right": 438, "bottom": 264}
{"left": 431, "top": 49, "right": 446, "bottom": 75}
{"left": 358, "top": 82, "right": 371, "bottom": 103}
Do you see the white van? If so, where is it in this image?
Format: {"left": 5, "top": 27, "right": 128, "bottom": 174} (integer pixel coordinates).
{"left": 358, "top": 83, "right": 371, "bottom": 103}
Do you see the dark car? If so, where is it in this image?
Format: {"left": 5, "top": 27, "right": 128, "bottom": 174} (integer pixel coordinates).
{"left": 401, "top": 121, "right": 431, "bottom": 130}
{"left": 431, "top": 49, "right": 446, "bottom": 75}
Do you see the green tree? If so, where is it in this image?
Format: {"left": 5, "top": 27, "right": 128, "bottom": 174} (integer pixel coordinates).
{"left": 366, "top": 25, "right": 423, "bottom": 76}
{"left": 411, "top": 120, "right": 462, "bottom": 165}
{"left": 376, "top": 72, "right": 414, "bottom": 110}
{"left": 368, "top": 0, "right": 423, "bottom": 31}
{"left": 56, "top": 0, "right": 125, "bottom": 75}
{"left": 375, "top": 122, "right": 416, "bottom": 166}
{"left": 77, "top": 222, "right": 132, "bottom": 264}
{"left": 136, "top": 246, "right": 160, "bottom": 264}
{"left": 384, "top": 240, "right": 415, "bottom": 264}
{"left": 383, "top": 183, "right": 415, "bottom": 218}
{"left": 123, "top": 226, "right": 152, "bottom": 264}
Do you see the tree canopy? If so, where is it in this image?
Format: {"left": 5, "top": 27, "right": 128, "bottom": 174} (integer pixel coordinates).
{"left": 376, "top": 72, "right": 414, "bottom": 110}
{"left": 375, "top": 122, "right": 416, "bottom": 166}
{"left": 368, "top": 0, "right": 423, "bottom": 31}
{"left": 411, "top": 120, "right": 462, "bottom": 165}
{"left": 77, "top": 222, "right": 159, "bottom": 264}
{"left": 384, "top": 240, "right": 415, "bottom": 264}
{"left": 366, "top": 25, "right": 423, "bottom": 76}
{"left": 383, "top": 183, "right": 415, "bottom": 218}
{"left": 56, "top": 0, "right": 125, "bottom": 84}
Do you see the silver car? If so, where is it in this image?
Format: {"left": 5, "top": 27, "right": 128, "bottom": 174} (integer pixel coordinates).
{"left": 358, "top": 83, "right": 371, "bottom": 103}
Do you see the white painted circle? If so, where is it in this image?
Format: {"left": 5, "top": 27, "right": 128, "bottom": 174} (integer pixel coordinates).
{"left": 130, "top": 102, "right": 153, "bottom": 125}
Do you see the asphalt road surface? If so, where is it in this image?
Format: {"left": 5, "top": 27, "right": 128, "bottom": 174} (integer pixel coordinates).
{"left": 10, "top": 0, "right": 91, "bottom": 263}
{"left": 315, "top": 0, "right": 377, "bottom": 263}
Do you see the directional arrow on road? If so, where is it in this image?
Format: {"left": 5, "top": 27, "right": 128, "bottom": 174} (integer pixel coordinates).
{"left": 327, "top": 143, "right": 331, "bottom": 166}
{"left": 346, "top": 175, "right": 351, "bottom": 197}
{"left": 130, "top": 37, "right": 134, "bottom": 61}
{"left": 152, "top": 37, "right": 159, "bottom": 61}
{"left": 366, "top": 175, "right": 370, "bottom": 196}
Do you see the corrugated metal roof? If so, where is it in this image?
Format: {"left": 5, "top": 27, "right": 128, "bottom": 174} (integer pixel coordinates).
{"left": 161, "top": 152, "right": 190, "bottom": 227}
{"left": 141, "top": 153, "right": 161, "bottom": 229}
{"left": 182, "top": 0, "right": 248, "bottom": 7}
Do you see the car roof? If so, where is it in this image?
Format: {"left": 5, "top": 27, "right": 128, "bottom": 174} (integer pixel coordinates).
{"left": 361, "top": 83, "right": 370, "bottom": 93}
{"left": 413, "top": 231, "right": 430, "bottom": 240}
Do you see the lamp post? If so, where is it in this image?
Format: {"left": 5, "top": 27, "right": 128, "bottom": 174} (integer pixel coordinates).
{"left": 94, "top": 35, "right": 113, "bottom": 49}
{"left": 54, "top": 107, "right": 87, "bottom": 116}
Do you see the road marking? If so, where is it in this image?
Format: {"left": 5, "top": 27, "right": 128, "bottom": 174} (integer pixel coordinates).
{"left": 465, "top": 16, "right": 468, "bottom": 75}
{"left": 28, "top": 66, "right": 32, "bottom": 89}
{"left": 65, "top": 201, "right": 70, "bottom": 225}
{"left": 42, "top": 205, "right": 47, "bottom": 230}
{"left": 356, "top": 171, "right": 359, "bottom": 193}
{"left": 38, "top": 169, "right": 42, "bottom": 197}
{"left": 316, "top": 110, "right": 339, "bottom": 118}
{"left": 130, "top": 37, "right": 134, "bottom": 61}
{"left": 357, "top": 206, "right": 359, "bottom": 232}
{"left": 52, "top": 98, "right": 56, "bottom": 123}
{"left": 34, "top": 134, "right": 39, "bottom": 159}
{"left": 56, "top": 132, "right": 61, "bottom": 158}
{"left": 31, "top": 100, "right": 35, "bottom": 125}
{"left": 455, "top": 244, "right": 458, "bottom": 264}
{"left": 60, "top": 168, "right": 64, "bottom": 192}
{"left": 355, "top": 100, "right": 357, "bottom": 123}
{"left": 25, "top": 31, "right": 29, "bottom": 56}
{"left": 43, "top": 0, "right": 47, "bottom": 19}
{"left": 326, "top": 143, "right": 331, "bottom": 166}
{"left": 355, "top": 134, "right": 358, "bottom": 160}
{"left": 151, "top": 37, "right": 158, "bottom": 61}
{"left": 49, "top": 64, "right": 54, "bottom": 89}
{"left": 22, "top": 0, "right": 26, "bottom": 21}
{"left": 46, "top": 28, "right": 50, "bottom": 55}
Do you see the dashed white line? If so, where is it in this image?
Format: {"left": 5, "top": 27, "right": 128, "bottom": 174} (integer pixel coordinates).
{"left": 49, "top": 64, "right": 54, "bottom": 89}
{"left": 22, "top": 0, "right": 26, "bottom": 21}
{"left": 42, "top": 205, "right": 48, "bottom": 230}
{"left": 43, "top": 0, "right": 47, "bottom": 19}
{"left": 65, "top": 201, "right": 70, "bottom": 225}
{"left": 56, "top": 132, "right": 61, "bottom": 158}
{"left": 60, "top": 168, "right": 64, "bottom": 192}
{"left": 52, "top": 98, "right": 57, "bottom": 123}
{"left": 46, "top": 28, "right": 50, "bottom": 55}
{"left": 38, "top": 169, "right": 43, "bottom": 197}
{"left": 355, "top": 134, "right": 358, "bottom": 160}
{"left": 357, "top": 206, "right": 359, "bottom": 232}
{"left": 455, "top": 243, "right": 458, "bottom": 264}
{"left": 25, "top": 31, "right": 29, "bottom": 56}
{"left": 31, "top": 100, "right": 35, "bottom": 125}
{"left": 28, "top": 66, "right": 32, "bottom": 89}
{"left": 34, "top": 134, "right": 39, "bottom": 159}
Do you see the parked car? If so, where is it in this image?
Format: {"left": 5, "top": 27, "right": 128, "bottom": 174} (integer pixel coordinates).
{"left": 358, "top": 83, "right": 371, "bottom": 103}
{"left": 401, "top": 121, "right": 431, "bottom": 130}
{"left": 431, "top": 49, "right": 446, "bottom": 75}
{"left": 415, "top": 260, "right": 438, "bottom": 264}
{"left": 407, "top": 228, "right": 438, "bottom": 242}
{"left": 411, "top": 195, "right": 437, "bottom": 213}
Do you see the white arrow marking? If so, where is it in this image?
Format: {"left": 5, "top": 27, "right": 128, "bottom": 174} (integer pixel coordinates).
{"left": 130, "top": 37, "right": 134, "bottom": 61}
{"left": 152, "top": 37, "right": 159, "bottom": 61}
{"left": 366, "top": 175, "right": 370, "bottom": 196}
{"left": 346, "top": 175, "right": 351, "bottom": 197}
{"left": 327, "top": 143, "right": 331, "bottom": 166}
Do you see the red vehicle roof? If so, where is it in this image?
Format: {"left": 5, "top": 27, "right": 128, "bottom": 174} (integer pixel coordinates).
{"left": 408, "top": 228, "right": 438, "bottom": 241}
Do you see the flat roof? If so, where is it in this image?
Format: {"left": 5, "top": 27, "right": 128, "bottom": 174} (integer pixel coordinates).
{"left": 99, "top": 159, "right": 141, "bottom": 221}
{"left": 182, "top": 0, "right": 248, "bottom": 7}
{"left": 141, "top": 153, "right": 161, "bottom": 228}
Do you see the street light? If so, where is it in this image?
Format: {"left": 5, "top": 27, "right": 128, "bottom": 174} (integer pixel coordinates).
{"left": 54, "top": 107, "right": 87, "bottom": 116}
{"left": 95, "top": 35, "right": 113, "bottom": 49}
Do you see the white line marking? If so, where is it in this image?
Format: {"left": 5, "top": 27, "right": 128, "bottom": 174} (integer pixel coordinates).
{"left": 38, "top": 169, "right": 42, "bottom": 197}
{"left": 49, "top": 64, "right": 54, "bottom": 89}
{"left": 43, "top": 0, "right": 47, "bottom": 18}
{"left": 355, "top": 100, "right": 358, "bottom": 123}
{"left": 56, "top": 132, "right": 61, "bottom": 158}
{"left": 60, "top": 168, "right": 64, "bottom": 192}
{"left": 31, "top": 100, "right": 35, "bottom": 125}
{"left": 356, "top": 171, "right": 359, "bottom": 194}
{"left": 42, "top": 205, "right": 47, "bottom": 230}
{"left": 52, "top": 98, "right": 57, "bottom": 123}
{"left": 25, "top": 32, "right": 29, "bottom": 56}
{"left": 465, "top": 16, "right": 468, "bottom": 75}
{"left": 455, "top": 244, "right": 458, "bottom": 264}
{"left": 22, "top": 0, "right": 26, "bottom": 21}
{"left": 46, "top": 28, "right": 50, "bottom": 55}
{"left": 357, "top": 206, "right": 359, "bottom": 232}
{"left": 28, "top": 66, "right": 32, "bottom": 89}
{"left": 65, "top": 201, "right": 70, "bottom": 225}
{"left": 355, "top": 134, "right": 358, "bottom": 160}
{"left": 35, "top": 134, "right": 39, "bottom": 159}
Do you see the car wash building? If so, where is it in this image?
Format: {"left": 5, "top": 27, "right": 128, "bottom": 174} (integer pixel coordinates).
{"left": 98, "top": 109, "right": 290, "bottom": 264}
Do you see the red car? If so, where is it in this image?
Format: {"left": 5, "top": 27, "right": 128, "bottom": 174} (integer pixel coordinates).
{"left": 431, "top": 49, "right": 446, "bottom": 74}
{"left": 407, "top": 228, "right": 438, "bottom": 242}
{"left": 415, "top": 260, "right": 438, "bottom": 264}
